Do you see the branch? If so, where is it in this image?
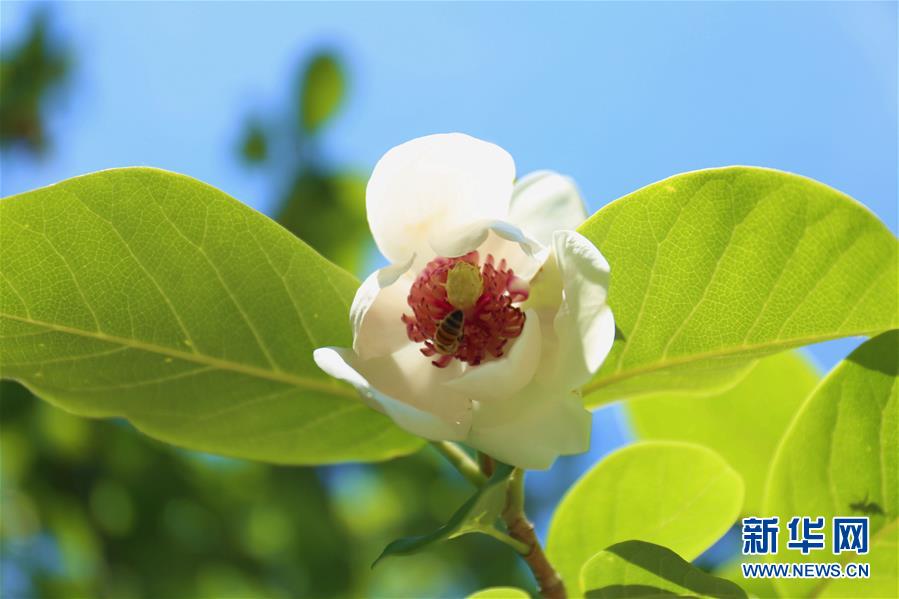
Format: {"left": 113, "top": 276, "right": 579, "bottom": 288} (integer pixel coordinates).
{"left": 501, "top": 468, "right": 567, "bottom": 599}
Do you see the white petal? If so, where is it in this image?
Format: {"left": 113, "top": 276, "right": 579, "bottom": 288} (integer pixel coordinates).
{"left": 429, "top": 219, "right": 547, "bottom": 281}
{"left": 314, "top": 346, "right": 472, "bottom": 441}
{"left": 545, "top": 230, "right": 615, "bottom": 390}
{"left": 509, "top": 171, "right": 588, "bottom": 246}
{"left": 443, "top": 310, "right": 542, "bottom": 401}
{"left": 366, "top": 133, "right": 515, "bottom": 264}
{"left": 467, "top": 385, "right": 591, "bottom": 470}
{"left": 351, "top": 256, "right": 415, "bottom": 360}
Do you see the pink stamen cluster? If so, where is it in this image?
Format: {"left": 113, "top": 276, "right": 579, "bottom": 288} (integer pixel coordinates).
{"left": 402, "top": 251, "right": 529, "bottom": 368}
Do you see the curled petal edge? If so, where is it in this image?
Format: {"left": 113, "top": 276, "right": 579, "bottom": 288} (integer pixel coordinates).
{"left": 429, "top": 219, "right": 548, "bottom": 281}
{"left": 351, "top": 255, "right": 415, "bottom": 360}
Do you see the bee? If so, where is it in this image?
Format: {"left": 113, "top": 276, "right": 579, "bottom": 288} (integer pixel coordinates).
{"left": 433, "top": 309, "right": 464, "bottom": 355}
{"left": 850, "top": 494, "right": 884, "bottom": 516}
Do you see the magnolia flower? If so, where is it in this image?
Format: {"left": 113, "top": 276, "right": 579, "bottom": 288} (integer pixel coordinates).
{"left": 314, "top": 133, "right": 614, "bottom": 469}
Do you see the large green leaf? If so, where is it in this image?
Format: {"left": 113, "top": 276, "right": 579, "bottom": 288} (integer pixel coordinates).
{"left": 580, "top": 540, "right": 747, "bottom": 599}
{"left": 819, "top": 520, "right": 897, "bottom": 599}
{"left": 547, "top": 441, "right": 744, "bottom": 593}
{"left": 0, "top": 168, "right": 422, "bottom": 464}
{"left": 578, "top": 167, "right": 897, "bottom": 406}
{"left": 373, "top": 463, "right": 515, "bottom": 566}
{"left": 628, "top": 351, "right": 820, "bottom": 514}
{"left": 764, "top": 330, "right": 897, "bottom": 597}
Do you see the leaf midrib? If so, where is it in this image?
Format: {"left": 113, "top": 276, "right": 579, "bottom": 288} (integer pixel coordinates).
{"left": 581, "top": 328, "right": 888, "bottom": 397}
{"left": 0, "top": 312, "right": 357, "bottom": 399}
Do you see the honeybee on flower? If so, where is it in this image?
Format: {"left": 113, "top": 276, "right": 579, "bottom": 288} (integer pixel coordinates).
{"left": 314, "top": 133, "right": 614, "bottom": 470}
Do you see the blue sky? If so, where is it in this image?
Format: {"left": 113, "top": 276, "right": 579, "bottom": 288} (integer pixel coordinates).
{"left": 3, "top": 1, "right": 895, "bottom": 371}
{"left": 2, "top": 0, "right": 896, "bottom": 550}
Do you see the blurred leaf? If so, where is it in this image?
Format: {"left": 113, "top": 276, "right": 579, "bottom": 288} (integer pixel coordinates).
{"left": 373, "top": 463, "right": 514, "bottom": 566}
{"left": 300, "top": 52, "right": 345, "bottom": 134}
{"left": 0, "top": 168, "right": 422, "bottom": 464}
{"left": 239, "top": 121, "right": 268, "bottom": 163}
{"left": 237, "top": 50, "right": 365, "bottom": 274}
{"left": 468, "top": 587, "right": 531, "bottom": 598}
{"left": 547, "top": 442, "right": 744, "bottom": 594}
{"left": 0, "top": 10, "right": 70, "bottom": 153}
{"left": 88, "top": 479, "right": 135, "bottom": 536}
{"left": 578, "top": 167, "right": 898, "bottom": 406}
{"left": 2, "top": 379, "right": 362, "bottom": 598}
{"left": 581, "top": 540, "right": 747, "bottom": 599}
{"left": 818, "top": 520, "right": 897, "bottom": 598}
{"left": 628, "top": 351, "right": 819, "bottom": 514}
{"left": 764, "top": 330, "right": 897, "bottom": 597}
{"left": 276, "top": 170, "right": 372, "bottom": 273}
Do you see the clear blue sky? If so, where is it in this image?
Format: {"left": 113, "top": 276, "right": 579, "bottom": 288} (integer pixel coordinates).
{"left": 2, "top": 0, "right": 896, "bottom": 544}
{"left": 4, "top": 1, "right": 895, "bottom": 370}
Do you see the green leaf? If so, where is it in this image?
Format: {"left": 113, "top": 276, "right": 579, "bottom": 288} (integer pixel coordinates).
{"left": 547, "top": 441, "right": 744, "bottom": 593}
{"left": 628, "top": 351, "right": 820, "bottom": 514}
{"left": 373, "top": 462, "right": 515, "bottom": 566}
{"left": 300, "top": 52, "right": 344, "bottom": 134}
{"left": 819, "top": 520, "right": 897, "bottom": 598}
{"left": 578, "top": 167, "right": 898, "bottom": 406}
{"left": 713, "top": 557, "right": 779, "bottom": 599}
{"left": 580, "top": 540, "right": 748, "bottom": 599}
{"left": 467, "top": 587, "right": 530, "bottom": 599}
{"left": 764, "top": 330, "right": 898, "bottom": 597}
{"left": 0, "top": 168, "right": 422, "bottom": 464}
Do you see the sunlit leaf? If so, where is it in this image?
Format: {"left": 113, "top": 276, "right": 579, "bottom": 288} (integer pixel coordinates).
{"left": 578, "top": 167, "right": 898, "bottom": 406}
{"left": 547, "top": 442, "right": 744, "bottom": 593}
{"left": 628, "top": 351, "right": 819, "bottom": 514}
{"left": 0, "top": 168, "right": 422, "bottom": 464}
{"left": 819, "top": 520, "right": 897, "bottom": 598}
{"left": 580, "top": 540, "right": 747, "bottom": 598}
{"left": 373, "top": 463, "right": 514, "bottom": 566}
{"left": 300, "top": 52, "right": 344, "bottom": 134}
{"left": 764, "top": 330, "right": 897, "bottom": 597}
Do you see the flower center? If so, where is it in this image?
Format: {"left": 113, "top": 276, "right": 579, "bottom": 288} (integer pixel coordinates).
{"left": 445, "top": 261, "right": 483, "bottom": 309}
{"left": 402, "top": 251, "right": 529, "bottom": 368}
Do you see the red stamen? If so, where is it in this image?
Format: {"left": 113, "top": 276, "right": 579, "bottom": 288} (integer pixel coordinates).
{"left": 402, "top": 251, "right": 529, "bottom": 368}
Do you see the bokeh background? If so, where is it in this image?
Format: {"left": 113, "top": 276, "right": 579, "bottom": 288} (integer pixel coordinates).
{"left": 1, "top": 2, "right": 896, "bottom": 598}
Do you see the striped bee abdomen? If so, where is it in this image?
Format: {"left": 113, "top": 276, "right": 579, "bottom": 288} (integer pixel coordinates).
{"left": 433, "top": 309, "right": 464, "bottom": 355}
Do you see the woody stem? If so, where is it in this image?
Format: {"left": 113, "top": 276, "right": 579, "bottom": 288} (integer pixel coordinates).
{"left": 498, "top": 468, "right": 567, "bottom": 599}
{"left": 431, "top": 444, "right": 566, "bottom": 598}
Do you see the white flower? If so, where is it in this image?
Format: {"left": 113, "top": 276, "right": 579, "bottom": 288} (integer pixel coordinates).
{"left": 314, "top": 133, "right": 614, "bottom": 470}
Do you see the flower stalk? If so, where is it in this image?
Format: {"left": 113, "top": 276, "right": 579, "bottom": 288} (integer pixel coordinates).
{"left": 501, "top": 468, "right": 567, "bottom": 599}
{"left": 430, "top": 441, "right": 486, "bottom": 487}
{"left": 433, "top": 443, "right": 567, "bottom": 598}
